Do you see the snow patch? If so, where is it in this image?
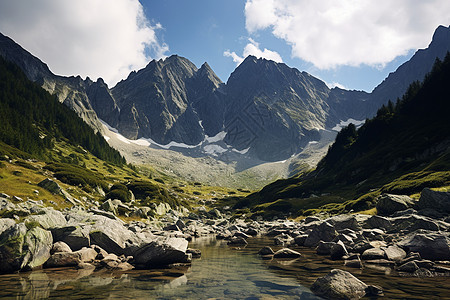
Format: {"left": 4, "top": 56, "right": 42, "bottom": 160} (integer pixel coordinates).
{"left": 131, "top": 139, "right": 151, "bottom": 147}
{"left": 332, "top": 118, "right": 365, "bottom": 132}
{"left": 232, "top": 147, "right": 250, "bottom": 154}
{"left": 204, "top": 144, "right": 227, "bottom": 156}
{"left": 103, "top": 136, "right": 110, "bottom": 142}
{"left": 308, "top": 141, "right": 319, "bottom": 145}
{"left": 100, "top": 119, "right": 119, "bottom": 133}
{"left": 205, "top": 131, "right": 227, "bottom": 143}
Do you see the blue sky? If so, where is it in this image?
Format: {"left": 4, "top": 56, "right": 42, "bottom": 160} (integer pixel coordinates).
{"left": 141, "top": 0, "right": 421, "bottom": 91}
{"left": 0, "top": 0, "right": 449, "bottom": 92}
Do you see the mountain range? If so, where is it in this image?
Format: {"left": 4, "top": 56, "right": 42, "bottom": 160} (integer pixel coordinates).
{"left": 1, "top": 25, "right": 450, "bottom": 162}
{"left": 239, "top": 52, "right": 450, "bottom": 217}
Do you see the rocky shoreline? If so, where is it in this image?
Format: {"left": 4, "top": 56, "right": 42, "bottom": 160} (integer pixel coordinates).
{"left": 1, "top": 187, "right": 450, "bottom": 299}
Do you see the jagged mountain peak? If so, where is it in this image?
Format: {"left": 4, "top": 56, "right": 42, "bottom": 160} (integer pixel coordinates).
{"left": 431, "top": 25, "right": 450, "bottom": 45}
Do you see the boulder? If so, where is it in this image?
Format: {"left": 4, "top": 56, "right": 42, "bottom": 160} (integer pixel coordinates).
{"left": 258, "top": 246, "right": 274, "bottom": 256}
{"left": 392, "top": 214, "right": 440, "bottom": 232}
{"left": 51, "top": 241, "right": 72, "bottom": 254}
{"left": 86, "top": 215, "right": 144, "bottom": 255}
{"left": 310, "top": 269, "right": 369, "bottom": 300}
{"left": 22, "top": 226, "right": 53, "bottom": 270}
{"left": 328, "top": 214, "right": 361, "bottom": 231}
{"left": 176, "top": 219, "right": 187, "bottom": 230}
{"left": 0, "top": 218, "right": 15, "bottom": 235}
{"left": 376, "top": 194, "right": 414, "bottom": 215}
{"left": 416, "top": 188, "right": 450, "bottom": 214}
{"left": 316, "top": 241, "right": 335, "bottom": 255}
{"left": 101, "top": 199, "right": 118, "bottom": 215}
{"left": 345, "top": 257, "right": 363, "bottom": 269}
{"left": 383, "top": 245, "right": 406, "bottom": 262}
{"left": 45, "top": 251, "right": 81, "bottom": 267}
{"left": 37, "top": 178, "right": 75, "bottom": 204}
{"left": 25, "top": 207, "right": 67, "bottom": 229}
{"left": 45, "top": 247, "right": 97, "bottom": 268}
{"left": 330, "top": 240, "right": 348, "bottom": 260}
{"left": 0, "top": 223, "right": 53, "bottom": 273}
{"left": 273, "top": 248, "right": 301, "bottom": 258}
{"left": 0, "top": 223, "right": 27, "bottom": 273}
{"left": 186, "top": 248, "right": 202, "bottom": 258}
{"left": 304, "top": 222, "right": 338, "bottom": 247}
{"left": 293, "top": 234, "right": 308, "bottom": 246}
{"left": 363, "top": 215, "right": 392, "bottom": 231}
{"left": 227, "top": 236, "right": 248, "bottom": 245}
{"left": 132, "top": 237, "right": 190, "bottom": 267}
{"left": 397, "top": 261, "right": 419, "bottom": 272}
{"left": 361, "top": 248, "right": 386, "bottom": 260}
{"left": 398, "top": 233, "right": 450, "bottom": 261}
{"left": 52, "top": 226, "right": 90, "bottom": 251}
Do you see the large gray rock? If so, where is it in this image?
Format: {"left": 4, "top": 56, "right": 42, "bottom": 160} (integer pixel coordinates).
{"left": 391, "top": 214, "right": 440, "bottom": 232}
{"left": 0, "top": 223, "right": 53, "bottom": 273}
{"left": 25, "top": 207, "right": 67, "bottom": 229}
{"left": 383, "top": 245, "right": 406, "bottom": 262}
{"left": 310, "top": 269, "right": 369, "bottom": 300}
{"left": 22, "top": 227, "right": 53, "bottom": 270}
{"left": 376, "top": 194, "right": 415, "bottom": 216}
{"left": 51, "top": 241, "right": 72, "bottom": 254}
{"left": 132, "top": 237, "right": 190, "bottom": 267}
{"left": 0, "top": 218, "right": 16, "bottom": 235}
{"left": 65, "top": 213, "right": 145, "bottom": 255}
{"left": 330, "top": 240, "right": 348, "bottom": 260}
{"left": 398, "top": 233, "right": 450, "bottom": 261}
{"left": 316, "top": 241, "right": 335, "bottom": 255}
{"left": 416, "top": 188, "right": 450, "bottom": 214}
{"left": 37, "top": 179, "right": 76, "bottom": 205}
{"left": 304, "top": 222, "right": 338, "bottom": 247}
{"left": 45, "top": 247, "right": 97, "bottom": 268}
{"left": 51, "top": 226, "right": 90, "bottom": 251}
{"left": 328, "top": 214, "right": 361, "bottom": 231}
{"left": 363, "top": 215, "right": 392, "bottom": 231}
{"left": 361, "top": 248, "right": 386, "bottom": 260}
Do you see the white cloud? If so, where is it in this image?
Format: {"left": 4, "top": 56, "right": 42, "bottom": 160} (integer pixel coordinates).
{"left": 326, "top": 82, "right": 347, "bottom": 90}
{"left": 0, "top": 0, "right": 168, "bottom": 87}
{"left": 245, "top": 0, "right": 450, "bottom": 69}
{"left": 224, "top": 50, "right": 244, "bottom": 65}
{"left": 224, "top": 38, "right": 283, "bottom": 65}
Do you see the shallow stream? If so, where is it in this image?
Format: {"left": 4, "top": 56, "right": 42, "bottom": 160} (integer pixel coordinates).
{"left": 0, "top": 236, "right": 449, "bottom": 299}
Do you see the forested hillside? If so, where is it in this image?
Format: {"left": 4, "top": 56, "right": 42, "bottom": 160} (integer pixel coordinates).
{"left": 238, "top": 54, "right": 450, "bottom": 217}
{"left": 0, "top": 56, "right": 125, "bottom": 165}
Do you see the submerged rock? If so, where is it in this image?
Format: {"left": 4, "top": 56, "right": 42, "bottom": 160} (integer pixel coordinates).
{"left": 132, "top": 237, "right": 190, "bottom": 267}
{"left": 310, "top": 269, "right": 372, "bottom": 300}
{"left": 258, "top": 246, "right": 274, "bottom": 256}
{"left": 273, "top": 248, "right": 301, "bottom": 258}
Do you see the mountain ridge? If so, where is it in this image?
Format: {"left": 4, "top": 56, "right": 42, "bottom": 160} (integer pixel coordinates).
{"left": 1, "top": 25, "right": 449, "bottom": 162}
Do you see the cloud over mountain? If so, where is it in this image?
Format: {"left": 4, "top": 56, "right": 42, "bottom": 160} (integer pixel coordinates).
{"left": 224, "top": 38, "right": 282, "bottom": 65}
{"left": 0, "top": 0, "right": 168, "bottom": 87}
{"left": 245, "top": 0, "right": 450, "bottom": 69}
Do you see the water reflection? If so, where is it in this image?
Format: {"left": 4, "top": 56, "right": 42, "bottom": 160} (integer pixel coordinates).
{"left": 0, "top": 236, "right": 448, "bottom": 299}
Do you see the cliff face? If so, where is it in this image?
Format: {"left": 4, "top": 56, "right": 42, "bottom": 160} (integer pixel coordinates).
{"left": 0, "top": 32, "right": 104, "bottom": 133}
{"left": 2, "top": 25, "right": 449, "bottom": 162}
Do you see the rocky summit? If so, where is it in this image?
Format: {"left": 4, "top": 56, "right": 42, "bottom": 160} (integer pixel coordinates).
{"left": 2, "top": 26, "right": 450, "bottom": 161}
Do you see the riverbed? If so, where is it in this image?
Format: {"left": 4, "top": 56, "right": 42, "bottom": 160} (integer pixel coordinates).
{"left": 0, "top": 236, "right": 449, "bottom": 299}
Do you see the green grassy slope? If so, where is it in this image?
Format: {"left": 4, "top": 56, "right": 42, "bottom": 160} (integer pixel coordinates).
{"left": 0, "top": 56, "right": 125, "bottom": 165}
{"left": 0, "top": 57, "right": 248, "bottom": 216}
{"left": 237, "top": 54, "right": 450, "bottom": 217}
